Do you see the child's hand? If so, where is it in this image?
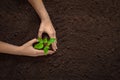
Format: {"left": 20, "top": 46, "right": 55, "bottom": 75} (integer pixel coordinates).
{"left": 38, "top": 20, "right": 57, "bottom": 51}
{"left": 19, "top": 38, "right": 54, "bottom": 57}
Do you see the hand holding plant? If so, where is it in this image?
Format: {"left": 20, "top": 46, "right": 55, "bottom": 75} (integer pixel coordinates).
{"left": 38, "top": 20, "right": 57, "bottom": 51}
{"left": 19, "top": 38, "right": 54, "bottom": 57}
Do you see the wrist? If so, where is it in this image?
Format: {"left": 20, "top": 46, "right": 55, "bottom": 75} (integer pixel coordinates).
{"left": 41, "top": 14, "right": 51, "bottom": 22}
{"left": 5, "top": 46, "right": 22, "bottom": 55}
{"left": 12, "top": 46, "right": 23, "bottom": 55}
{"left": 41, "top": 16, "right": 52, "bottom": 24}
{"left": 16, "top": 46, "right": 24, "bottom": 55}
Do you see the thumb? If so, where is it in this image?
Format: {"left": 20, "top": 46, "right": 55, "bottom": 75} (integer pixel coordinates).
{"left": 24, "top": 38, "right": 38, "bottom": 46}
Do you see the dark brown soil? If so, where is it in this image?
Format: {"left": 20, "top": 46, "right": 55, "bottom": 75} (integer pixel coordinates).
{"left": 0, "top": 0, "right": 120, "bottom": 80}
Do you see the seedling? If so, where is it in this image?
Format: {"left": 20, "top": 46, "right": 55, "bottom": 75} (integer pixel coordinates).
{"left": 33, "top": 37, "right": 55, "bottom": 55}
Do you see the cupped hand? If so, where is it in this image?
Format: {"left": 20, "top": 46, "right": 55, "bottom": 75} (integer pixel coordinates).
{"left": 38, "top": 20, "right": 57, "bottom": 51}
{"left": 19, "top": 38, "right": 54, "bottom": 57}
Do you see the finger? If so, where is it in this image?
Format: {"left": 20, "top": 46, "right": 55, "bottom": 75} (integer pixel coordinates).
{"left": 53, "top": 38, "right": 58, "bottom": 50}
{"left": 55, "top": 41, "right": 58, "bottom": 49}
{"left": 48, "top": 32, "right": 57, "bottom": 50}
{"left": 38, "top": 30, "right": 43, "bottom": 38}
{"left": 28, "top": 38, "right": 38, "bottom": 44}
{"left": 54, "top": 35, "right": 58, "bottom": 49}
{"left": 44, "top": 50, "right": 54, "bottom": 55}
{"left": 35, "top": 50, "right": 55, "bottom": 56}
{"left": 35, "top": 50, "right": 45, "bottom": 56}
{"left": 48, "top": 32, "right": 55, "bottom": 38}
{"left": 53, "top": 32, "right": 58, "bottom": 49}
{"left": 24, "top": 38, "right": 38, "bottom": 46}
{"left": 52, "top": 42, "right": 57, "bottom": 51}
{"left": 47, "top": 50, "right": 55, "bottom": 54}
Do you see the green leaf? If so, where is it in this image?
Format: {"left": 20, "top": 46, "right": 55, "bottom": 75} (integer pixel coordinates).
{"left": 43, "top": 38, "right": 48, "bottom": 44}
{"left": 48, "top": 38, "right": 55, "bottom": 44}
{"left": 44, "top": 46, "right": 50, "bottom": 55}
{"left": 34, "top": 43, "right": 43, "bottom": 49}
{"left": 34, "top": 38, "right": 55, "bottom": 53}
{"left": 38, "top": 37, "right": 43, "bottom": 43}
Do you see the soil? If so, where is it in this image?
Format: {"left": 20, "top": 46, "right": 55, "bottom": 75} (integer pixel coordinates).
{"left": 0, "top": 0, "right": 120, "bottom": 80}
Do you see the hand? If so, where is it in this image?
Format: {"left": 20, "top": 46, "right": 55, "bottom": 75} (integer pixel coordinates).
{"left": 38, "top": 20, "right": 57, "bottom": 51}
{"left": 28, "top": 0, "right": 58, "bottom": 51}
{"left": 19, "top": 38, "right": 54, "bottom": 57}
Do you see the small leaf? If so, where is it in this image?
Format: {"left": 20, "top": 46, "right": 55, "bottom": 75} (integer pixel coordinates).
{"left": 34, "top": 43, "right": 43, "bottom": 49}
{"left": 43, "top": 38, "right": 48, "bottom": 44}
{"left": 38, "top": 37, "right": 43, "bottom": 43}
{"left": 47, "top": 43, "right": 51, "bottom": 46}
{"left": 38, "top": 37, "right": 42, "bottom": 41}
{"left": 39, "top": 43, "right": 44, "bottom": 49}
{"left": 48, "top": 38, "right": 55, "bottom": 44}
{"left": 44, "top": 46, "right": 49, "bottom": 55}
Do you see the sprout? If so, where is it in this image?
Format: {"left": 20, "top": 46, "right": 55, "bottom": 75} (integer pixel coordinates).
{"left": 43, "top": 37, "right": 48, "bottom": 44}
{"left": 38, "top": 37, "right": 43, "bottom": 43}
{"left": 44, "top": 46, "right": 50, "bottom": 55}
{"left": 33, "top": 37, "right": 56, "bottom": 54}
{"left": 34, "top": 43, "right": 43, "bottom": 49}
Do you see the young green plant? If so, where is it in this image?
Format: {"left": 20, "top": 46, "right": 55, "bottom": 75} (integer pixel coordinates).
{"left": 34, "top": 37, "right": 55, "bottom": 55}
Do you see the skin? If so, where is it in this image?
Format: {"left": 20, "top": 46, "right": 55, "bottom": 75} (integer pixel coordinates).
{"left": 0, "top": 0, "right": 57, "bottom": 57}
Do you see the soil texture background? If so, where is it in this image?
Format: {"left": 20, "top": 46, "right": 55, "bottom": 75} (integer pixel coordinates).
{"left": 0, "top": 0, "right": 120, "bottom": 80}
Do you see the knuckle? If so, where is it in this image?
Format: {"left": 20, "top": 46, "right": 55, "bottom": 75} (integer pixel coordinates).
{"left": 49, "top": 32, "right": 54, "bottom": 35}
{"left": 31, "top": 51, "right": 37, "bottom": 56}
{"left": 33, "top": 38, "right": 37, "bottom": 41}
{"left": 34, "top": 51, "right": 38, "bottom": 55}
{"left": 50, "top": 33, "right": 54, "bottom": 35}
